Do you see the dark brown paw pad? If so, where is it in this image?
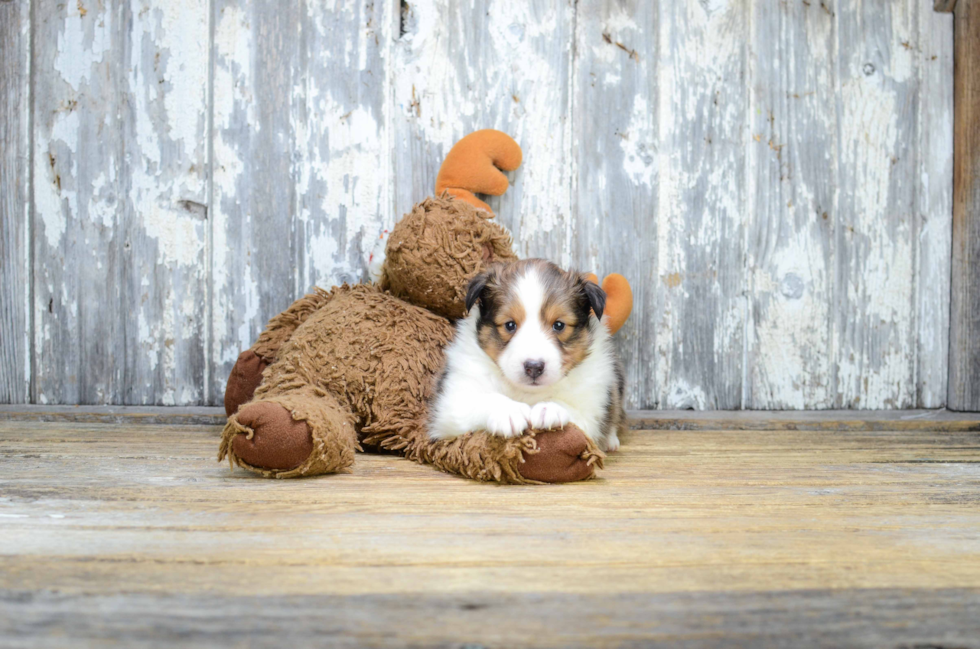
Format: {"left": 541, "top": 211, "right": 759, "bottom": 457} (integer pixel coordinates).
{"left": 231, "top": 402, "right": 313, "bottom": 471}
{"left": 519, "top": 424, "right": 598, "bottom": 483}
{"left": 224, "top": 350, "right": 269, "bottom": 416}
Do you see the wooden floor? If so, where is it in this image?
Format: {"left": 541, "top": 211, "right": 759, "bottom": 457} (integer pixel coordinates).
{"left": 2, "top": 410, "right": 980, "bottom": 648}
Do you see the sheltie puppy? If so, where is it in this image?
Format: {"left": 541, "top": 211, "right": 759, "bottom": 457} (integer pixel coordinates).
{"left": 429, "top": 259, "right": 626, "bottom": 452}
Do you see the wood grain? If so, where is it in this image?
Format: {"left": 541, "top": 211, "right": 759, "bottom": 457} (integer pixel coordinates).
{"left": 628, "top": 407, "right": 980, "bottom": 431}
{"left": 4, "top": 404, "right": 980, "bottom": 431}
{"left": 571, "top": 0, "right": 658, "bottom": 411}
{"left": 949, "top": 0, "right": 980, "bottom": 411}
{"left": 2, "top": 589, "right": 979, "bottom": 648}
{"left": 208, "top": 0, "right": 394, "bottom": 402}
{"left": 0, "top": 404, "right": 228, "bottom": 426}
{"left": 1, "top": 418, "right": 979, "bottom": 646}
{"left": 0, "top": 0, "right": 30, "bottom": 404}
{"left": 31, "top": 0, "right": 211, "bottom": 405}
{"left": 916, "top": 2, "right": 954, "bottom": 407}
{"left": 835, "top": 0, "right": 920, "bottom": 409}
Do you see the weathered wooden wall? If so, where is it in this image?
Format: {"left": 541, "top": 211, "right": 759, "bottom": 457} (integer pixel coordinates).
{"left": 0, "top": 0, "right": 955, "bottom": 410}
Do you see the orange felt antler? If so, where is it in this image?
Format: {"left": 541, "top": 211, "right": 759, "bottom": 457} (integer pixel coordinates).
{"left": 435, "top": 130, "right": 523, "bottom": 214}
{"left": 585, "top": 273, "right": 633, "bottom": 335}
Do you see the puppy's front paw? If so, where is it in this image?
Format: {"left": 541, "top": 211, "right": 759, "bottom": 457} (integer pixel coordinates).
{"left": 485, "top": 400, "right": 532, "bottom": 438}
{"left": 603, "top": 431, "right": 621, "bottom": 453}
{"left": 529, "top": 402, "right": 570, "bottom": 430}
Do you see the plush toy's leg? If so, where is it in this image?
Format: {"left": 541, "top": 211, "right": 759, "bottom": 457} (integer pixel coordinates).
{"left": 223, "top": 288, "right": 333, "bottom": 416}
{"left": 396, "top": 422, "right": 603, "bottom": 485}
{"left": 218, "top": 387, "right": 358, "bottom": 478}
{"left": 519, "top": 425, "right": 605, "bottom": 483}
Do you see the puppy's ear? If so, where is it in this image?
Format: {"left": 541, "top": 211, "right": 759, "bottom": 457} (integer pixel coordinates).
{"left": 465, "top": 269, "right": 494, "bottom": 313}
{"left": 582, "top": 278, "right": 606, "bottom": 322}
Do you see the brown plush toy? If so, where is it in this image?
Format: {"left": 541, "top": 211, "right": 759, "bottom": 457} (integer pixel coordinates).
{"left": 219, "top": 130, "right": 632, "bottom": 484}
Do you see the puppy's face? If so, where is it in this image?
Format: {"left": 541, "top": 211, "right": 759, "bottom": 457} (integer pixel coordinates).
{"left": 466, "top": 259, "right": 606, "bottom": 389}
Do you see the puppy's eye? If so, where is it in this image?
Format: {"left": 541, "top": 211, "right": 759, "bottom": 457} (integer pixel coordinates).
{"left": 553, "top": 321, "right": 566, "bottom": 332}
{"left": 504, "top": 321, "right": 517, "bottom": 333}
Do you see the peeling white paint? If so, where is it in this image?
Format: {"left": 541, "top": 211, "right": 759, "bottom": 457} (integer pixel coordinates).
{"left": 837, "top": 56, "right": 914, "bottom": 408}
{"left": 620, "top": 96, "right": 656, "bottom": 187}
{"left": 750, "top": 233, "right": 833, "bottom": 409}
{"left": 654, "top": 0, "right": 746, "bottom": 408}
{"left": 155, "top": 3, "right": 210, "bottom": 174}
{"left": 211, "top": 1, "right": 257, "bottom": 378}
{"left": 296, "top": 98, "right": 385, "bottom": 288}
{"left": 30, "top": 0, "right": 209, "bottom": 405}
{"left": 213, "top": 5, "right": 255, "bottom": 131}
{"left": 665, "top": 378, "right": 708, "bottom": 410}
{"left": 290, "top": 1, "right": 391, "bottom": 293}
{"left": 52, "top": 2, "right": 112, "bottom": 93}
{"left": 34, "top": 109, "right": 79, "bottom": 248}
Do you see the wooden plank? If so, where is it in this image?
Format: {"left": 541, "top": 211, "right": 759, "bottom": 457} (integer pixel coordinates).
{"left": 835, "top": 0, "right": 919, "bottom": 408}
{"left": 209, "top": 0, "right": 393, "bottom": 404}
{"left": 2, "top": 589, "right": 979, "bottom": 648}
{"left": 949, "top": 0, "right": 980, "bottom": 411}
{"left": 570, "top": 1, "right": 658, "bottom": 410}
{"left": 4, "top": 404, "right": 980, "bottom": 430}
{"left": 0, "top": 404, "right": 227, "bottom": 426}
{"left": 628, "top": 407, "right": 980, "bottom": 431}
{"left": 31, "top": 0, "right": 210, "bottom": 405}
{"left": 653, "top": 0, "right": 747, "bottom": 409}
{"left": 1, "top": 420, "right": 980, "bottom": 645}
{"left": 391, "top": 0, "right": 576, "bottom": 264}
{"left": 743, "top": 0, "right": 837, "bottom": 409}
{"left": 0, "top": 0, "right": 31, "bottom": 404}
{"left": 916, "top": 3, "right": 954, "bottom": 407}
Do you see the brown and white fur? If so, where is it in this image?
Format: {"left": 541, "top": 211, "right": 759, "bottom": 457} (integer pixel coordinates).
{"left": 429, "top": 259, "right": 626, "bottom": 452}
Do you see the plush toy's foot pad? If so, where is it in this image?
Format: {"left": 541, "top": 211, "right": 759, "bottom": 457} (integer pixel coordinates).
{"left": 520, "top": 424, "right": 602, "bottom": 483}
{"left": 231, "top": 402, "right": 313, "bottom": 471}
{"left": 224, "top": 350, "right": 269, "bottom": 416}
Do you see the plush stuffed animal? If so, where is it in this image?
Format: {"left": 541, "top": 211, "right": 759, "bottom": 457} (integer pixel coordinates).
{"left": 218, "top": 130, "right": 632, "bottom": 484}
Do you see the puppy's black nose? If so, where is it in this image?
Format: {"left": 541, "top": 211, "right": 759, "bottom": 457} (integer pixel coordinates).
{"left": 523, "top": 360, "right": 545, "bottom": 380}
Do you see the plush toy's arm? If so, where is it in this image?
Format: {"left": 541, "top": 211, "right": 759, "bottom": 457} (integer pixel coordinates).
{"left": 585, "top": 273, "right": 633, "bottom": 335}
{"left": 435, "top": 129, "right": 522, "bottom": 214}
